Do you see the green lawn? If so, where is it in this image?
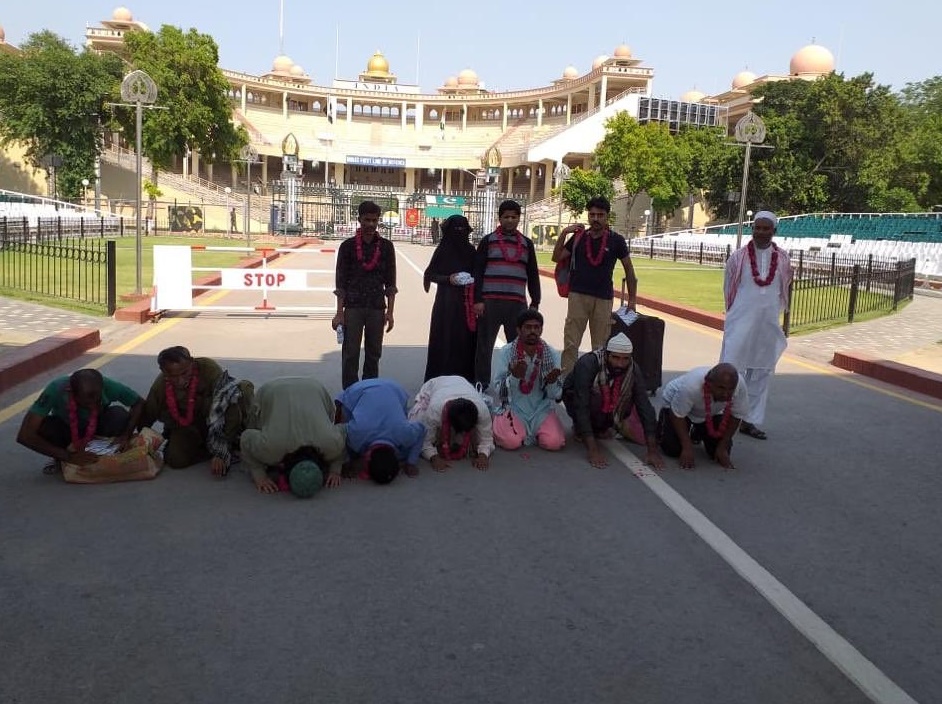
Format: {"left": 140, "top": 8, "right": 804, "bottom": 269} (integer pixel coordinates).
{"left": 0, "top": 236, "right": 252, "bottom": 316}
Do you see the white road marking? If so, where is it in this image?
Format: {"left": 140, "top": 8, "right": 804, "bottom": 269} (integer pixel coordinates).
{"left": 604, "top": 440, "right": 920, "bottom": 704}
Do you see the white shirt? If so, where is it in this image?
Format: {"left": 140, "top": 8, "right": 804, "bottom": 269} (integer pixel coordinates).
{"left": 661, "top": 366, "right": 750, "bottom": 424}
{"left": 408, "top": 376, "right": 494, "bottom": 460}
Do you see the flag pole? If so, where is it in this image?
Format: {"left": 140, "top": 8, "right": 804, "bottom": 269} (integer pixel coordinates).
{"left": 278, "top": 0, "right": 284, "bottom": 54}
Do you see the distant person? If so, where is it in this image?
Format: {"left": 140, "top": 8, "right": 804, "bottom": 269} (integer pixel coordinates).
{"left": 16, "top": 369, "right": 144, "bottom": 474}
{"left": 240, "top": 377, "right": 347, "bottom": 495}
{"left": 333, "top": 200, "right": 398, "bottom": 389}
{"left": 720, "top": 211, "right": 793, "bottom": 440}
{"left": 430, "top": 217, "right": 441, "bottom": 245}
{"left": 408, "top": 376, "right": 494, "bottom": 472}
{"left": 335, "top": 378, "right": 426, "bottom": 482}
{"left": 490, "top": 309, "right": 565, "bottom": 452}
{"left": 552, "top": 196, "right": 638, "bottom": 375}
{"left": 229, "top": 207, "right": 239, "bottom": 234}
{"left": 657, "top": 364, "right": 748, "bottom": 470}
{"left": 141, "top": 346, "right": 254, "bottom": 474}
{"left": 562, "top": 333, "right": 663, "bottom": 469}
{"left": 423, "top": 214, "right": 477, "bottom": 383}
{"left": 472, "top": 199, "right": 541, "bottom": 388}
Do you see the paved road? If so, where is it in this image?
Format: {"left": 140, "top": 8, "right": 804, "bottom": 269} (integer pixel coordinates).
{"left": 0, "top": 243, "right": 939, "bottom": 704}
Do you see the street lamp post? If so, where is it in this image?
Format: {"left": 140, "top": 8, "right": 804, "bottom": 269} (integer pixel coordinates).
{"left": 733, "top": 111, "right": 768, "bottom": 250}
{"left": 224, "top": 186, "right": 232, "bottom": 237}
{"left": 553, "top": 162, "right": 571, "bottom": 249}
{"left": 81, "top": 179, "right": 89, "bottom": 208}
{"left": 236, "top": 144, "right": 259, "bottom": 247}
{"left": 643, "top": 209, "right": 651, "bottom": 238}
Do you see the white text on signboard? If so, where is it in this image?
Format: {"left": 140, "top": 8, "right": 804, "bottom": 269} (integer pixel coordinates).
{"left": 220, "top": 269, "right": 308, "bottom": 290}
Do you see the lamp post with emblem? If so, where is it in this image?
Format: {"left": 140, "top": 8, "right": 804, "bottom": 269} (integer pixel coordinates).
{"left": 553, "top": 162, "right": 571, "bottom": 248}
{"left": 482, "top": 147, "right": 501, "bottom": 235}
{"left": 235, "top": 144, "right": 259, "bottom": 246}
{"left": 280, "top": 133, "right": 302, "bottom": 239}
{"left": 734, "top": 111, "right": 768, "bottom": 249}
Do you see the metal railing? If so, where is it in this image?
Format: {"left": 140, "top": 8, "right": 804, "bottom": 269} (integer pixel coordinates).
{"left": 0, "top": 234, "right": 117, "bottom": 314}
{"left": 0, "top": 216, "right": 128, "bottom": 241}
{"left": 625, "top": 239, "right": 917, "bottom": 334}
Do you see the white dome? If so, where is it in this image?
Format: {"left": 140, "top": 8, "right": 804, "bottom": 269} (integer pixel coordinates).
{"left": 290, "top": 64, "right": 305, "bottom": 76}
{"left": 732, "top": 70, "right": 757, "bottom": 89}
{"left": 592, "top": 55, "right": 609, "bottom": 70}
{"left": 790, "top": 44, "right": 835, "bottom": 75}
{"left": 272, "top": 55, "right": 293, "bottom": 73}
{"left": 444, "top": 75, "right": 459, "bottom": 87}
{"left": 112, "top": 7, "right": 133, "bottom": 21}
{"left": 613, "top": 44, "right": 631, "bottom": 59}
{"left": 457, "top": 68, "right": 478, "bottom": 85}
{"left": 681, "top": 90, "right": 706, "bottom": 103}
{"left": 562, "top": 66, "right": 578, "bottom": 79}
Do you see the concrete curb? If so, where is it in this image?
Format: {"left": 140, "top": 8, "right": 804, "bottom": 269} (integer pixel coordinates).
{"left": 831, "top": 351, "right": 942, "bottom": 400}
{"left": 0, "top": 328, "right": 101, "bottom": 394}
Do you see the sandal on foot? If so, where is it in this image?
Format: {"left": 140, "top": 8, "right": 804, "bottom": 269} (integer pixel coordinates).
{"left": 739, "top": 423, "right": 767, "bottom": 440}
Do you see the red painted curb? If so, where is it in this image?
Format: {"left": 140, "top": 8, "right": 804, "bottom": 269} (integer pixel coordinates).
{"left": 831, "top": 351, "right": 942, "bottom": 400}
{"left": 0, "top": 328, "right": 101, "bottom": 394}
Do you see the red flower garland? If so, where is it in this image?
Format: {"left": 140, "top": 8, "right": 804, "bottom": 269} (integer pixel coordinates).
{"left": 463, "top": 285, "right": 477, "bottom": 332}
{"left": 439, "top": 402, "right": 473, "bottom": 460}
{"left": 165, "top": 364, "right": 200, "bottom": 427}
{"left": 702, "top": 383, "right": 734, "bottom": 439}
{"left": 583, "top": 229, "right": 610, "bottom": 267}
{"left": 600, "top": 375, "right": 624, "bottom": 414}
{"left": 514, "top": 343, "right": 543, "bottom": 394}
{"left": 67, "top": 390, "right": 98, "bottom": 450}
{"left": 495, "top": 226, "right": 524, "bottom": 263}
{"left": 747, "top": 241, "right": 779, "bottom": 287}
{"left": 355, "top": 228, "right": 382, "bottom": 271}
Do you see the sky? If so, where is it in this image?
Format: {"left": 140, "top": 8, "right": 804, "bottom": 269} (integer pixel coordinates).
{"left": 0, "top": 1, "right": 937, "bottom": 100}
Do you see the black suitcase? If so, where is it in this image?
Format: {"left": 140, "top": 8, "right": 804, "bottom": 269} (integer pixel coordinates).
{"left": 610, "top": 279, "right": 665, "bottom": 394}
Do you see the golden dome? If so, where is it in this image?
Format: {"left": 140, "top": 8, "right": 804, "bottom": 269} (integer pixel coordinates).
{"left": 112, "top": 6, "right": 133, "bottom": 21}
{"left": 366, "top": 50, "right": 390, "bottom": 76}
{"left": 790, "top": 44, "right": 835, "bottom": 76}
{"left": 613, "top": 44, "right": 631, "bottom": 58}
{"left": 681, "top": 90, "right": 706, "bottom": 103}
{"left": 592, "top": 54, "right": 609, "bottom": 70}
{"left": 562, "top": 66, "right": 578, "bottom": 79}
{"left": 444, "top": 76, "right": 459, "bottom": 87}
{"left": 732, "top": 70, "right": 757, "bottom": 89}
{"left": 272, "top": 55, "right": 293, "bottom": 73}
{"left": 457, "top": 68, "right": 478, "bottom": 85}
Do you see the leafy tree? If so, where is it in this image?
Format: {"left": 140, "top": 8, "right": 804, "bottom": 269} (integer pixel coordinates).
{"left": 120, "top": 25, "right": 246, "bottom": 183}
{"left": 0, "top": 32, "right": 123, "bottom": 200}
{"left": 900, "top": 77, "right": 942, "bottom": 208}
{"left": 558, "top": 167, "right": 615, "bottom": 217}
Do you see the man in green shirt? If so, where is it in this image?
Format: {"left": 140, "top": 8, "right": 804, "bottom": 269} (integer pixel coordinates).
{"left": 140, "top": 346, "right": 254, "bottom": 473}
{"left": 16, "top": 368, "right": 144, "bottom": 473}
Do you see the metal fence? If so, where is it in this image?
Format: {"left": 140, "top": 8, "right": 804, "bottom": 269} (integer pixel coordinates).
{"left": 266, "top": 184, "right": 524, "bottom": 245}
{"left": 0, "top": 234, "right": 117, "bottom": 314}
{"left": 627, "top": 239, "right": 917, "bottom": 334}
{"left": 0, "top": 216, "right": 128, "bottom": 242}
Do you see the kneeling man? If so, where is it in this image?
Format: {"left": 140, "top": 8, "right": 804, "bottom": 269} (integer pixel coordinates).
{"left": 562, "top": 333, "right": 663, "bottom": 469}
{"left": 408, "top": 375, "right": 494, "bottom": 472}
{"left": 658, "top": 363, "right": 748, "bottom": 470}
{"left": 335, "top": 378, "right": 426, "bottom": 483}
{"left": 491, "top": 309, "right": 565, "bottom": 451}
{"left": 240, "top": 377, "right": 347, "bottom": 494}
{"left": 17, "top": 369, "right": 144, "bottom": 473}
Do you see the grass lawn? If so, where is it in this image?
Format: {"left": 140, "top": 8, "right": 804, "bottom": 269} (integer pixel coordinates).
{"left": 0, "top": 235, "right": 252, "bottom": 316}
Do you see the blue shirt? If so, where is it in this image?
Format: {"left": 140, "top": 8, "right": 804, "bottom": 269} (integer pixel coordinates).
{"left": 336, "top": 379, "right": 426, "bottom": 465}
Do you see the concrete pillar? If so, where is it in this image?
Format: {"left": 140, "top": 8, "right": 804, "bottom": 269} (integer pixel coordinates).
{"left": 231, "top": 164, "right": 238, "bottom": 187}
{"left": 444, "top": 169, "right": 453, "bottom": 192}
{"left": 207, "top": 162, "right": 214, "bottom": 182}
{"left": 506, "top": 168, "right": 514, "bottom": 195}
{"left": 566, "top": 94, "right": 572, "bottom": 125}
{"left": 346, "top": 98, "right": 353, "bottom": 123}
{"left": 192, "top": 150, "right": 201, "bottom": 180}
{"left": 462, "top": 106, "right": 468, "bottom": 131}
{"left": 542, "top": 160, "right": 553, "bottom": 200}
{"left": 405, "top": 168, "right": 416, "bottom": 192}
{"left": 282, "top": 91, "right": 288, "bottom": 119}
{"left": 401, "top": 101, "right": 407, "bottom": 129}
{"left": 589, "top": 84, "right": 596, "bottom": 111}
{"left": 600, "top": 75, "right": 608, "bottom": 107}
{"left": 261, "top": 157, "right": 268, "bottom": 185}
{"left": 528, "top": 166, "right": 537, "bottom": 203}
{"left": 502, "top": 102, "right": 508, "bottom": 131}
{"left": 333, "top": 162, "right": 345, "bottom": 185}
{"left": 415, "top": 102, "right": 424, "bottom": 130}
{"left": 537, "top": 99, "right": 543, "bottom": 127}
{"left": 241, "top": 84, "right": 247, "bottom": 112}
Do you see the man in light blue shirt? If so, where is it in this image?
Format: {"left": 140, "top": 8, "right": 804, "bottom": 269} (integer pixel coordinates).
{"left": 335, "top": 378, "right": 426, "bottom": 483}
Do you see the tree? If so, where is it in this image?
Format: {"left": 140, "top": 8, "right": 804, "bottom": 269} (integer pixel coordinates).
{"left": 594, "top": 114, "right": 691, "bottom": 224}
{"left": 558, "top": 168, "right": 615, "bottom": 217}
{"left": 900, "top": 77, "right": 942, "bottom": 208}
{"left": 121, "top": 25, "right": 246, "bottom": 183}
{"left": 0, "top": 32, "right": 123, "bottom": 200}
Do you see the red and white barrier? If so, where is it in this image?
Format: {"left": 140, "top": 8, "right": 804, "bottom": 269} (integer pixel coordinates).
{"left": 151, "top": 245, "right": 336, "bottom": 316}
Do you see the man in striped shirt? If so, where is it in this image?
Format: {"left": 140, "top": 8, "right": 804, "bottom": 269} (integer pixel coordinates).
{"left": 472, "top": 199, "right": 541, "bottom": 388}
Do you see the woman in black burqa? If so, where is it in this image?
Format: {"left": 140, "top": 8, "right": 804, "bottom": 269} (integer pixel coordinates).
{"left": 423, "top": 215, "right": 478, "bottom": 383}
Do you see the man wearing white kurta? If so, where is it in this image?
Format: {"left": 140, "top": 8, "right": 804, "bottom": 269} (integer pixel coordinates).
{"left": 408, "top": 375, "right": 494, "bottom": 472}
{"left": 720, "top": 211, "right": 793, "bottom": 440}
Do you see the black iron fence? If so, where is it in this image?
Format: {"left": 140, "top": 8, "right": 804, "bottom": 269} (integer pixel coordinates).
{"left": 0, "top": 215, "right": 128, "bottom": 241}
{"left": 627, "top": 239, "right": 917, "bottom": 334}
{"left": 0, "top": 234, "right": 117, "bottom": 315}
